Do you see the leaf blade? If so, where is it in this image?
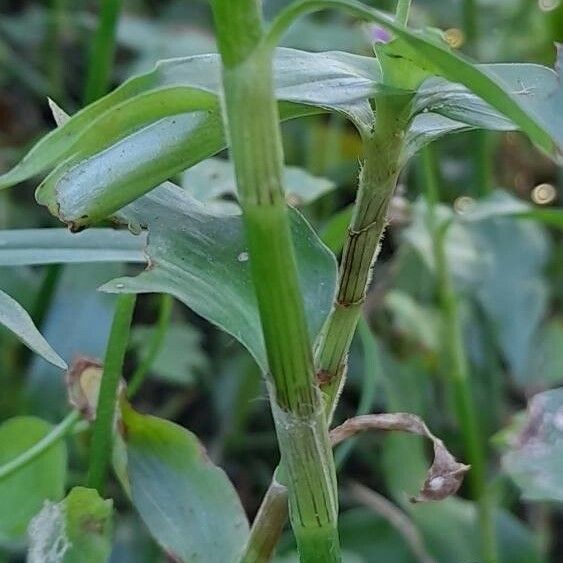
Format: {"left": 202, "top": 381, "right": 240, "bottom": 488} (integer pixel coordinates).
{"left": 0, "top": 289, "right": 66, "bottom": 369}
{"left": 119, "top": 403, "right": 249, "bottom": 563}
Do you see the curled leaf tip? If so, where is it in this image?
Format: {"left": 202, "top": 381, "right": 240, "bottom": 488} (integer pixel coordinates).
{"left": 66, "top": 356, "right": 126, "bottom": 422}
{"left": 330, "top": 412, "right": 469, "bottom": 503}
{"left": 66, "top": 357, "right": 104, "bottom": 421}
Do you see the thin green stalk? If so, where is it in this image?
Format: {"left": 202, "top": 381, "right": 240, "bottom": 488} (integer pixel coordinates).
{"left": 31, "top": 264, "right": 63, "bottom": 329}
{"left": 462, "top": 0, "right": 478, "bottom": 50}
{"left": 421, "top": 146, "right": 498, "bottom": 563}
{"left": 127, "top": 293, "right": 173, "bottom": 397}
{"left": 0, "top": 410, "right": 80, "bottom": 482}
{"left": 211, "top": 2, "right": 340, "bottom": 561}
{"left": 462, "top": 0, "right": 494, "bottom": 198}
{"left": 243, "top": 479, "right": 290, "bottom": 563}
{"left": 88, "top": 293, "right": 136, "bottom": 496}
{"left": 394, "top": 0, "right": 412, "bottom": 26}
{"left": 45, "top": 0, "right": 66, "bottom": 100}
{"left": 84, "top": 0, "right": 123, "bottom": 103}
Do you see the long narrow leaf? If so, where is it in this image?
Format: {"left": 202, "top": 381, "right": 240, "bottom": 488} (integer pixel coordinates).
{"left": 0, "top": 229, "right": 145, "bottom": 266}
{"left": 0, "top": 289, "right": 66, "bottom": 369}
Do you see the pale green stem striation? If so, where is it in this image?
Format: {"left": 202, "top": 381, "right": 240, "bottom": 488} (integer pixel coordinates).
{"left": 211, "top": 2, "right": 340, "bottom": 561}
{"left": 421, "top": 147, "right": 498, "bottom": 563}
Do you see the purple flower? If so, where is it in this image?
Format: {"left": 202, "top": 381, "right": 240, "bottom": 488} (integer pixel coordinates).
{"left": 370, "top": 25, "right": 392, "bottom": 44}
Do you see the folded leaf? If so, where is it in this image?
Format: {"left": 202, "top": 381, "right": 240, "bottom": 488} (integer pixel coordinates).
{"left": 268, "top": 0, "right": 563, "bottom": 161}
{"left": 27, "top": 487, "right": 113, "bottom": 563}
{"left": 0, "top": 288, "right": 66, "bottom": 369}
{"left": 2, "top": 48, "right": 380, "bottom": 193}
{"left": 101, "top": 183, "right": 337, "bottom": 372}
{"left": 119, "top": 402, "right": 249, "bottom": 563}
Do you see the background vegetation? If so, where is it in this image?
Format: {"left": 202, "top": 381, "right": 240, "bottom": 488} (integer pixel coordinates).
{"left": 0, "top": 0, "right": 562, "bottom": 561}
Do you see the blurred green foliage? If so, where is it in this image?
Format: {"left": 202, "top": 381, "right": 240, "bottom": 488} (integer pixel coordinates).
{"left": 0, "top": 0, "right": 562, "bottom": 562}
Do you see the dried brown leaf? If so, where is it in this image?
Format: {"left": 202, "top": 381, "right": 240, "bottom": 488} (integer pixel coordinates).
{"left": 66, "top": 356, "right": 126, "bottom": 422}
{"left": 330, "top": 413, "right": 470, "bottom": 502}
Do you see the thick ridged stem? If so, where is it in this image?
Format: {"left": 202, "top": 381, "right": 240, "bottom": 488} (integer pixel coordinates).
{"left": 421, "top": 147, "right": 498, "bottom": 563}
{"left": 211, "top": 3, "right": 340, "bottom": 561}
{"left": 243, "top": 90, "right": 411, "bottom": 562}
{"left": 317, "top": 95, "right": 410, "bottom": 419}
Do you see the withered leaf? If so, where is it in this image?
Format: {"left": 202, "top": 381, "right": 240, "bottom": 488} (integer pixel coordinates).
{"left": 330, "top": 413, "right": 470, "bottom": 502}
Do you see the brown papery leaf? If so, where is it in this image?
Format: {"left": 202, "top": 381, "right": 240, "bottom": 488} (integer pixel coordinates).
{"left": 66, "top": 356, "right": 126, "bottom": 423}
{"left": 330, "top": 413, "right": 470, "bottom": 502}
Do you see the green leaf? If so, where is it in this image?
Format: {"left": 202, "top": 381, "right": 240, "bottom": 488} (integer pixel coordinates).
{"left": 411, "top": 499, "right": 544, "bottom": 563}
{"left": 1, "top": 47, "right": 378, "bottom": 192}
{"left": 33, "top": 46, "right": 379, "bottom": 228}
{"left": 130, "top": 323, "right": 208, "bottom": 386}
{"left": 393, "top": 33, "right": 563, "bottom": 161}
{"left": 459, "top": 190, "right": 563, "bottom": 229}
{"left": 467, "top": 198, "right": 550, "bottom": 379}
{"left": 182, "top": 157, "right": 335, "bottom": 209}
{"left": 25, "top": 264, "right": 123, "bottom": 418}
{"left": 404, "top": 192, "right": 550, "bottom": 379}
{"left": 320, "top": 204, "right": 353, "bottom": 254}
{"left": 384, "top": 290, "right": 441, "bottom": 352}
{"left": 502, "top": 387, "right": 563, "bottom": 502}
{"left": 119, "top": 402, "right": 249, "bottom": 563}
{"left": 0, "top": 417, "right": 66, "bottom": 544}
{"left": 0, "top": 288, "right": 66, "bottom": 369}
{"left": 0, "top": 229, "right": 145, "bottom": 266}
{"left": 269, "top": 0, "right": 563, "bottom": 161}
{"left": 101, "top": 183, "right": 337, "bottom": 372}
{"left": 404, "top": 113, "right": 471, "bottom": 164}
{"left": 27, "top": 487, "right": 113, "bottom": 563}
{"left": 523, "top": 320, "right": 563, "bottom": 387}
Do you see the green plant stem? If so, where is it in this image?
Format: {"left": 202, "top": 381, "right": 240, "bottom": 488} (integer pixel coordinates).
{"left": 462, "top": 0, "right": 478, "bottom": 49}
{"left": 0, "top": 410, "right": 80, "bottom": 482}
{"left": 394, "top": 0, "right": 412, "bottom": 26}
{"left": 211, "top": 2, "right": 340, "bottom": 561}
{"left": 84, "top": 0, "right": 123, "bottom": 104}
{"left": 317, "top": 94, "right": 410, "bottom": 420}
{"left": 462, "top": 0, "right": 494, "bottom": 198}
{"left": 45, "top": 0, "right": 66, "bottom": 100}
{"left": 334, "top": 316, "right": 378, "bottom": 468}
{"left": 127, "top": 293, "right": 173, "bottom": 397}
{"left": 243, "top": 87, "right": 412, "bottom": 563}
{"left": 421, "top": 146, "right": 498, "bottom": 563}
{"left": 243, "top": 479, "right": 290, "bottom": 563}
{"left": 88, "top": 293, "right": 136, "bottom": 496}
